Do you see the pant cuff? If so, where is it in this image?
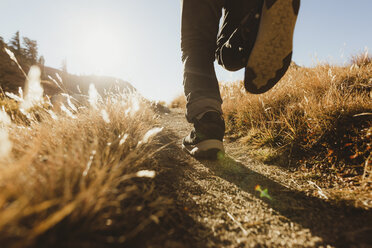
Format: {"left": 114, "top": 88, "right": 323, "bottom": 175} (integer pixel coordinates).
{"left": 186, "top": 98, "right": 222, "bottom": 123}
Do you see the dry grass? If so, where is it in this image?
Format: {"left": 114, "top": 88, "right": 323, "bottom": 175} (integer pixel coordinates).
{"left": 169, "top": 94, "right": 186, "bottom": 109}
{"left": 221, "top": 54, "right": 371, "bottom": 205}
{"left": 0, "top": 47, "right": 175, "bottom": 247}
{"left": 0, "top": 86, "right": 172, "bottom": 247}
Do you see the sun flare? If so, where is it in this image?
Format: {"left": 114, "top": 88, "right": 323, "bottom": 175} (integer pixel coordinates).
{"left": 71, "top": 20, "right": 126, "bottom": 75}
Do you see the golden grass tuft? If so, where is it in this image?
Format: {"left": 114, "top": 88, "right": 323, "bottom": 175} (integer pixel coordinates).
{"left": 169, "top": 94, "right": 186, "bottom": 109}
{"left": 222, "top": 54, "right": 371, "bottom": 199}
{"left": 0, "top": 90, "right": 171, "bottom": 247}
{"left": 351, "top": 49, "right": 372, "bottom": 67}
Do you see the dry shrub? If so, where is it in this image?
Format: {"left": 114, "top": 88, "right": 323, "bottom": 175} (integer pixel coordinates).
{"left": 150, "top": 100, "right": 170, "bottom": 114}
{"left": 0, "top": 90, "right": 171, "bottom": 247}
{"left": 169, "top": 94, "right": 186, "bottom": 109}
{"left": 222, "top": 54, "right": 371, "bottom": 190}
{"left": 351, "top": 49, "right": 372, "bottom": 67}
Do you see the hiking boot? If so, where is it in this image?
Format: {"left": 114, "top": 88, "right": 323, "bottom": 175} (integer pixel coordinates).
{"left": 182, "top": 111, "right": 225, "bottom": 159}
{"left": 244, "top": 0, "right": 300, "bottom": 94}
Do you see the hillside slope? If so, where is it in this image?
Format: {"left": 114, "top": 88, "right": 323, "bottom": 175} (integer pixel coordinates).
{"left": 0, "top": 43, "right": 136, "bottom": 97}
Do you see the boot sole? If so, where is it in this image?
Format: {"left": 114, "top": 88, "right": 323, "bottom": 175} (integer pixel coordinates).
{"left": 182, "top": 139, "right": 224, "bottom": 160}
{"left": 244, "top": 0, "right": 300, "bottom": 94}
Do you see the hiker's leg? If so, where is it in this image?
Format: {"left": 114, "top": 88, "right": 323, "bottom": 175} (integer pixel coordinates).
{"left": 216, "top": 0, "right": 263, "bottom": 71}
{"left": 181, "top": 0, "right": 225, "bottom": 123}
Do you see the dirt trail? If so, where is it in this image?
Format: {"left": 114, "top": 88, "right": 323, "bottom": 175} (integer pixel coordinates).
{"left": 153, "top": 108, "right": 371, "bottom": 248}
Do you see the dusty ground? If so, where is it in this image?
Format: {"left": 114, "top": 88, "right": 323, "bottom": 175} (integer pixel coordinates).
{"left": 142, "top": 108, "right": 372, "bottom": 248}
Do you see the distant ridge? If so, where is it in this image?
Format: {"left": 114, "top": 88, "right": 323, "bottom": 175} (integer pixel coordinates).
{"left": 0, "top": 43, "right": 136, "bottom": 97}
{"left": 43, "top": 66, "right": 137, "bottom": 96}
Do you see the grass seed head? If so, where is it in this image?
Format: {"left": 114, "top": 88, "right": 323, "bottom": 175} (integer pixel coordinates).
{"left": 21, "top": 66, "right": 43, "bottom": 111}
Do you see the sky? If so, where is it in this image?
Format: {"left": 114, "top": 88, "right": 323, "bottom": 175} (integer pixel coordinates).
{"left": 0, "top": 0, "right": 371, "bottom": 102}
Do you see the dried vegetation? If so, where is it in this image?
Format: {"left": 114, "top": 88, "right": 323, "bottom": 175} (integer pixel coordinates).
{"left": 221, "top": 52, "right": 371, "bottom": 207}
{"left": 0, "top": 49, "right": 170, "bottom": 247}
{"left": 169, "top": 94, "right": 186, "bottom": 109}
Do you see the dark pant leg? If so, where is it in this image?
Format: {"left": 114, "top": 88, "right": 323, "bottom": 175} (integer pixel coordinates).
{"left": 181, "top": 0, "right": 225, "bottom": 123}
{"left": 216, "top": 0, "right": 263, "bottom": 71}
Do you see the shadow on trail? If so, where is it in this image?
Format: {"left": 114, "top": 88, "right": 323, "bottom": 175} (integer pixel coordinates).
{"left": 199, "top": 154, "right": 372, "bottom": 247}
{"left": 133, "top": 132, "right": 224, "bottom": 248}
